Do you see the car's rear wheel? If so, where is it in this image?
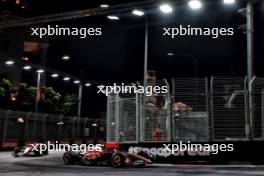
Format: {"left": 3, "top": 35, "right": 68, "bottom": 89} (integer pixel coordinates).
{"left": 63, "top": 152, "right": 74, "bottom": 164}
{"left": 111, "top": 152, "right": 126, "bottom": 168}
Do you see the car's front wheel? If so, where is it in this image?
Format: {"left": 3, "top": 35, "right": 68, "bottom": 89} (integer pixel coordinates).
{"left": 12, "top": 147, "right": 21, "bottom": 157}
{"left": 111, "top": 152, "right": 126, "bottom": 168}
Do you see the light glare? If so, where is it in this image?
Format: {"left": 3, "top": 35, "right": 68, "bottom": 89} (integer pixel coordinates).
{"left": 107, "top": 15, "right": 119, "bottom": 20}
{"left": 92, "top": 123, "right": 98, "bottom": 127}
{"left": 23, "top": 65, "right": 31, "bottom": 70}
{"left": 189, "top": 0, "right": 202, "bottom": 9}
{"left": 132, "top": 10, "right": 145, "bottom": 16}
{"left": 223, "top": 0, "right": 235, "bottom": 4}
{"left": 100, "top": 4, "right": 109, "bottom": 8}
{"left": 5, "top": 60, "right": 15, "bottom": 65}
{"left": 36, "top": 69, "right": 44, "bottom": 73}
{"left": 159, "top": 4, "right": 173, "bottom": 14}
{"left": 51, "top": 73, "right": 59, "bottom": 78}
{"left": 63, "top": 77, "right": 70, "bottom": 81}
{"left": 62, "top": 55, "right": 70, "bottom": 60}
{"left": 74, "top": 80, "right": 80, "bottom": 84}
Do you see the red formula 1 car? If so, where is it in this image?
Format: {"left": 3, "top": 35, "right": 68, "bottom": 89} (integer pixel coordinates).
{"left": 62, "top": 144, "right": 152, "bottom": 168}
{"left": 12, "top": 143, "right": 48, "bottom": 157}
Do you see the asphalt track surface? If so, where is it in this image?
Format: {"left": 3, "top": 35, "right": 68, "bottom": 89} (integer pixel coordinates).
{"left": 0, "top": 151, "right": 264, "bottom": 176}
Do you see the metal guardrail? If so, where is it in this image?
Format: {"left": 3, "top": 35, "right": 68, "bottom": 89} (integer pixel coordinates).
{"left": 0, "top": 110, "right": 105, "bottom": 148}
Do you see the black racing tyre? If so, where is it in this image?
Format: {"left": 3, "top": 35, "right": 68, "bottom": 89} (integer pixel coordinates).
{"left": 111, "top": 151, "right": 126, "bottom": 168}
{"left": 42, "top": 149, "right": 48, "bottom": 155}
{"left": 63, "top": 151, "right": 75, "bottom": 164}
{"left": 12, "top": 147, "right": 21, "bottom": 157}
{"left": 34, "top": 150, "right": 42, "bottom": 156}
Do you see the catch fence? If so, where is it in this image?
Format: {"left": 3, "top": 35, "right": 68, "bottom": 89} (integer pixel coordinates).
{"left": 107, "top": 77, "right": 264, "bottom": 143}
{"left": 0, "top": 110, "right": 105, "bottom": 149}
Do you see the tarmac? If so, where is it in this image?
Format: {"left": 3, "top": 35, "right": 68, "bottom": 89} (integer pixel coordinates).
{"left": 0, "top": 151, "right": 264, "bottom": 176}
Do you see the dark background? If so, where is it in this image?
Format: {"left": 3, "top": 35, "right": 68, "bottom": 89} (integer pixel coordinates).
{"left": 1, "top": 0, "right": 264, "bottom": 117}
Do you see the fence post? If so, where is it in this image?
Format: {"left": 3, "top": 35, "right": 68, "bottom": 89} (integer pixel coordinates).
{"left": 244, "top": 77, "right": 250, "bottom": 139}
{"left": 72, "top": 117, "right": 77, "bottom": 139}
{"left": 171, "top": 78, "right": 175, "bottom": 142}
{"left": 43, "top": 115, "right": 47, "bottom": 141}
{"left": 77, "top": 118, "right": 80, "bottom": 139}
{"left": 115, "top": 93, "right": 120, "bottom": 143}
{"left": 24, "top": 112, "right": 31, "bottom": 141}
{"left": 84, "top": 117, "right": 89, "bottom": 141}
{"left": 163, "top": 79, "right": 171, "bottom": 142}
{"left": 2, "top": 111, "right": 10, "bottom": 146}
{"left": 106, "top": 96, "right": 110, "bottom": 142}
{"left": 136, "top": 82, "right": 144, "bottom": 143}
{"left": 32, "top": 113, "right": 38, "bottom": 141}
{"left": 209, "top": 76, "right": 214, "bottom": 141}
{"left": 248, "top": 76, "right": 256, "bottom": 140}
{"left": 136, "top": 89, "right": 139, "bottom": 143}
{"left": 261, "top": 88, "right": 264, "bottom": 139}
{"left": 57, "top": 116, "right": 62, "bottom": 141}
{"left": 205, "top": 77, "right": 209, "bottom": 141}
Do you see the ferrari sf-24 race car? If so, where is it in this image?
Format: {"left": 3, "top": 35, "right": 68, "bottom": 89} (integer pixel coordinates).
{"left": 12, "top": 143, "right": 48, "bottom": 157}
{"left": 63, "top": 144, "right": 152, "bottom": 168}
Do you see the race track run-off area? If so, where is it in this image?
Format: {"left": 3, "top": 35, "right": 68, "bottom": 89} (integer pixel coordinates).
{"left": 0, "top": 151, "right": 264, "bottom": 176}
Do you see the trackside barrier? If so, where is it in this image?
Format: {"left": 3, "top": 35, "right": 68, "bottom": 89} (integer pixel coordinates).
{"left": 172, "top": 78, "right": 209, "bottom": 142}
{"left": 107, "top": 77, "right": 264, "bottom": 143}
{"left": 0, "top": 110, "right": 105, "bottom": 149}
{"left": 250, "top": 77, "right": 264, "bottom": 140}
{"left": 210, "top": 77, "right": 248, "bottom": 141}
{"left": 1, "top": 77, "right": 264, "bottom": 148}
{"left": 140, "top": 79, "right": 171, "bottom": 142}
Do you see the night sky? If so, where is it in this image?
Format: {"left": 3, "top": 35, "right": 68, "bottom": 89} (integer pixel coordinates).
{"left": 22, "top": 0, "right": 263, "bottom": 79}
{"left": 1, "top": 0, "right": 264, "bottom": 117}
